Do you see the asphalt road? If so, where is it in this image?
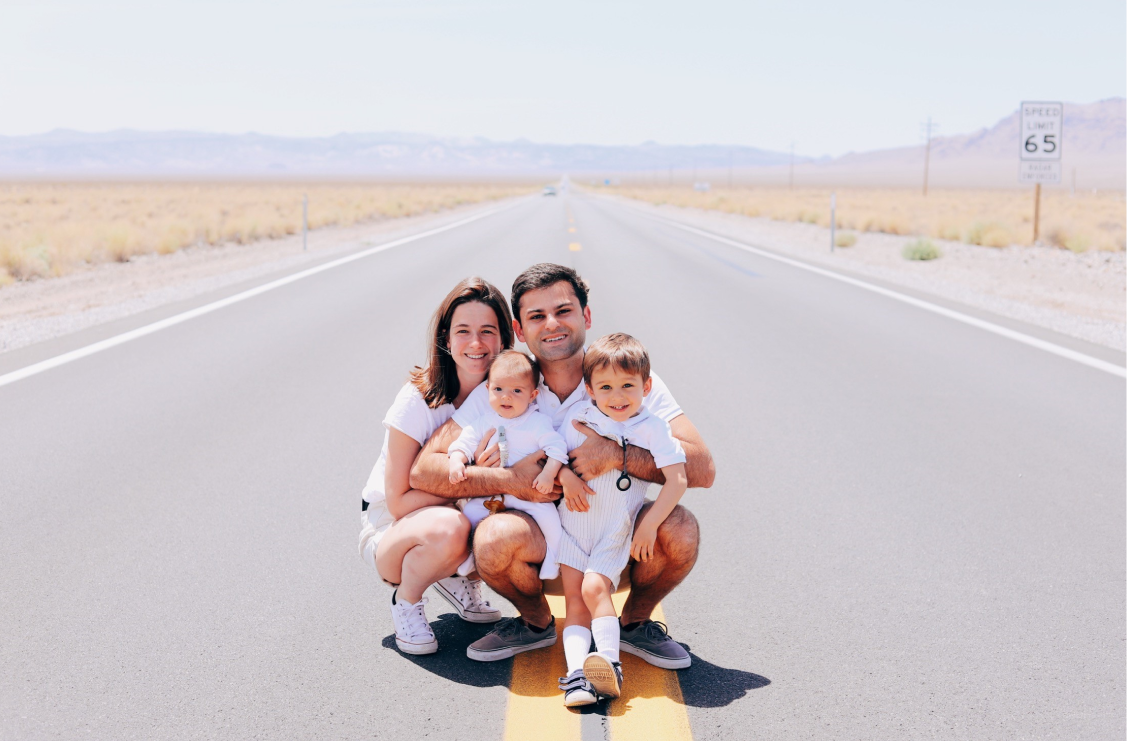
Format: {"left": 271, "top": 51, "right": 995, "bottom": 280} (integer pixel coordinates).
{"left": 1, "top": 192, "right": 1123, "bottom": 740}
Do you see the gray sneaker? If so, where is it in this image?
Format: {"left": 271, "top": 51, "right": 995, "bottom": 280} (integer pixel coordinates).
{"left": 558, "top": 669, "right": 598, "bottom": 707}
{"left": 620, "top": 620, "right": 691, "bottom": 669}
{"left": 466, "top": 616, "right": 556, "bottom": 662}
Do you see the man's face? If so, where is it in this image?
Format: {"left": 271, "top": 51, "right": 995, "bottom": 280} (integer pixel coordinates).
{"left": 513, "top": 281, "right": 591, "bottom": 364}
{"left": 585, "top": 365, "right": 652, "bottom": 422}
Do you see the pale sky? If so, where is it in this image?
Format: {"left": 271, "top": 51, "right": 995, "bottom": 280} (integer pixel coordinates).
{"left": 2, "top": 0, "right": 1124, "bottom": 157}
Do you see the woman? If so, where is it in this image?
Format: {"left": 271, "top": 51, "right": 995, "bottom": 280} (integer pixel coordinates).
{"left": 358, "top": 277, "right": 514, "bottom": 654}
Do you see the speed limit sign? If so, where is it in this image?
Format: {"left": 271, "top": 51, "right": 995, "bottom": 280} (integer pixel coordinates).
{"left": 1019, "top": 101, "right": 1062, "bottom": 183}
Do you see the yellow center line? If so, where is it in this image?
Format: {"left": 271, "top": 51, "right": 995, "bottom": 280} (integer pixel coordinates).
{"left": 607, "top": 594, "right": 693, "bottom": 741}
{"left": 504, "top": 592, "right": 693, "bottom": 741}
{"left": 568, "top": 243, "right": 582, "bottom": 251}
{"left": 568, "top": 227, "right": 577, "bottom": 233}
{"left": 504, "top": 596, "right": 579, "bottom": 741}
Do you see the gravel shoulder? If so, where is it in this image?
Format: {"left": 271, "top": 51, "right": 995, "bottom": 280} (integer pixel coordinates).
{"left": 2, "top": 192, "right": 1123, "bottom": 357}
{"left": 610, "top": 195, "right": 1126, "bottom": 351}
{"left": 0, "top": 198, "right": 517, "bottom": 356}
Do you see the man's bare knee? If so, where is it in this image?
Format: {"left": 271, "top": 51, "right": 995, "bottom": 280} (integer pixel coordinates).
{"left": 656, "top": 504, "right": 700, "bottom": 564}
{"left": 631, "top": 503, "right": 699, "bottom": 584}
{"left": 474, "top": 511, "right": 546, "bottom": 576}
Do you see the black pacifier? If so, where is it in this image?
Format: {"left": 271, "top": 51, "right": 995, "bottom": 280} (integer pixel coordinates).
{"left": 615, "top": 438, "right": 631, "bottom": 491}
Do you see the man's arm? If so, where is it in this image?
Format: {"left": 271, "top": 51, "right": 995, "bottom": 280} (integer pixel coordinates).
{"left": 409, "top": 418, "right": 559, "bottom": 502}
{"left": 568, "top": 414, "right": 716, "bottom": 488}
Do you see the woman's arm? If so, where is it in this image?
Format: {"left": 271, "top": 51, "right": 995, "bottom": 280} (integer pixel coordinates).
{"left": 385, "top": 428, "right": 451, "bottom": 519}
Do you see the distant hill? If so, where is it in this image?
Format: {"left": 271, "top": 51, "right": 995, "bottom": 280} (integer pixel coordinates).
{"left": 0, "top": 130, "right": 800, "bottom": 179}
{"left": 0, "top": 99, "right": 1121, "bottom": 188}
{"left": 702, "top": 99, "right": 1124, "bottom": 190}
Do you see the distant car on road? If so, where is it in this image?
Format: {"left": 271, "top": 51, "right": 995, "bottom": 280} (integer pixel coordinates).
{"left": 543, "top": 185, "right": 557, "bottom": 196}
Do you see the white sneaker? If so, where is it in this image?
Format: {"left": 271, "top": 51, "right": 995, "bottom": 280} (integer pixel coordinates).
{"left": 432, "top": 576, "right": 503, "bottom": 623}
{"left": 390, "top": 592, "right": 438, "bottom": 655}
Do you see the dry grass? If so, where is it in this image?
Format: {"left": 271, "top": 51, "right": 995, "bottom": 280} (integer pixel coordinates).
{"left": 0, "top": 181, "right": 530, "bottom": 285}
{"left": 902, "top": 238, "right": 941, "bottom": 261}
{"left": 611, "top": 186, "right": 1126, "bottom": 253}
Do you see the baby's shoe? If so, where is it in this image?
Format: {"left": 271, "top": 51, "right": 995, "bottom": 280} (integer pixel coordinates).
{"left": 390, "top": 591, "right": 438, "bottom": 655}
{"left": 583, "top": 653, "right": 623, "bottom": 699}
{"left": 558, "top": 669, "right": 597, "bottom": 707}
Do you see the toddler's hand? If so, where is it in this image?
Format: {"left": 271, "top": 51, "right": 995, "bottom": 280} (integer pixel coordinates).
{"left": 533, "top": 470, "right": 554, "bottom": 495}
{"left": 562, "top": 474, "right": 592, "bottom": 513}
{"left": 630, "top": 520, "right": 659, "bottom": 562}
{"left": 448, "top": 459, "right": 467, "bottom": 484}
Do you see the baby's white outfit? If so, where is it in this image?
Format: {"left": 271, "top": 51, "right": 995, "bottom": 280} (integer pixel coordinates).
{"left": 450, "top": 405, "right": 569, "bottom": 579}
{"left": 557, "top": 402, "right": 686, "bottom": 589}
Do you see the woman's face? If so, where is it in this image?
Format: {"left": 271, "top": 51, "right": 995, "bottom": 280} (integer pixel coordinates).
{"left": 446, "top": 301, "right": 503, "bottom": 378}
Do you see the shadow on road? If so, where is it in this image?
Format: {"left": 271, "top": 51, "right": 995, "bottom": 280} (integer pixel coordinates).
{"left": 383, "top": 618, "right": 769, "bottom": 709}
{"left": 677, "top": 650, "right": 771, "bottom": 708}
{"left": 380, "top": 614, "right": 511, "bottom": 688}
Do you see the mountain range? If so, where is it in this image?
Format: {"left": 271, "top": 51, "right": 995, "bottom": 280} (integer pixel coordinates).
{"left": 0, "top": 99, "right": 1122, "bottom": 188}
{"left": 0, "top": 130, "right": 801, "bottom": 179}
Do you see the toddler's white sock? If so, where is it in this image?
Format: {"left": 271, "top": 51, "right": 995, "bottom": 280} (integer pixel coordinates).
{"left": 562, "top": 626, "right": 592, "bottom": 675}
{"left": 591, "top": 616, "right": 620, "bottom": 663}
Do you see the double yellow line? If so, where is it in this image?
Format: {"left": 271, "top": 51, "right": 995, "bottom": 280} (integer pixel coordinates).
{"left": 503, "top": 593, "right": 693, "bottom": 741}
{"left": 566, "top": 208, "right": 582, "bottom": 251}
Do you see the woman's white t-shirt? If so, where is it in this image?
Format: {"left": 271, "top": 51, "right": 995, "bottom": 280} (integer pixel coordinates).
{"left": 361, "top": 382, "right": 457, "bottom": 533}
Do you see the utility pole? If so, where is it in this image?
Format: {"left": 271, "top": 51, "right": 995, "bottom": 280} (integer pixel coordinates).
{"left": 302, "top": 193, "right": 308, "bottom": 251}
{"left": 830, "top": 192, "right": 836, "bottom": 253}
{"left": 921, "top": 117, "right": 937, "bottom": 196}
{"left": 789, "top": 142, "right": 795, "bottom": 190}
{"left": 668, "top": 164, "right": 673, "bottom": 187}
{"left": 728, "top": 150, "right": 733, "bottom": 189}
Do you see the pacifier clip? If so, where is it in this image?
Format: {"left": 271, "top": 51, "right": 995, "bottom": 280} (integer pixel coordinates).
{"left": 616, "top": 438, "right": 631, "bottom": 491}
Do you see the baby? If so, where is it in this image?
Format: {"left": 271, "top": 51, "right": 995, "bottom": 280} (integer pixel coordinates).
{"left": 554, "top": 333, "right": 688, "bottom": 707}
{"left": 449, "top": 350, "right": 568, "bottom": 579}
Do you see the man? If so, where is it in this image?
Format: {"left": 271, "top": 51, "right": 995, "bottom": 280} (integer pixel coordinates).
{"left": 410, "top": 263, "right": 715, "bottom": 668}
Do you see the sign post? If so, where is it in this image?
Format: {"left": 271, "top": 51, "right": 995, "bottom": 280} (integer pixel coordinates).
{"left": 830, "top": 192, "right": 836, "bottom": 253}
{"left": 1019, "top": 101, "right": 1062, "bottom": 243}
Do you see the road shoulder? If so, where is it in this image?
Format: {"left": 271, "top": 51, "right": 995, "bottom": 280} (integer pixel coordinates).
{"left": 601, "top": 193, "right": 1126, "bottom": 351}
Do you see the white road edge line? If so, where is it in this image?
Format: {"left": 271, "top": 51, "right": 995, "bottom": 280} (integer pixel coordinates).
{"left": 648, "top": 212, "right": 1126, "bottom": 379}
{"left": 0, "top": 198, "right": 526, "bottom": 389}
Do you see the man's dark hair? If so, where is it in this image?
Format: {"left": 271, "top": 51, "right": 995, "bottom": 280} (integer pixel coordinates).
{"left": 510, "top": 263, "right": 590, "bottom": 321}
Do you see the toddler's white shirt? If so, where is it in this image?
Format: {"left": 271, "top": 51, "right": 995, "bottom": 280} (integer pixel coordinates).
{"left": 450, "top": 405, "right": 569, "bottom": 466}
{"left": 561, "top": 401, "right": 686, "bottom": 468}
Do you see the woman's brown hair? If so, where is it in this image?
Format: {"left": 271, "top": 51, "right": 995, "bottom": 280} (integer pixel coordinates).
{"left": 410, "top": 277, "right": 514, "bottom": 408}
